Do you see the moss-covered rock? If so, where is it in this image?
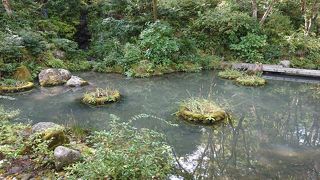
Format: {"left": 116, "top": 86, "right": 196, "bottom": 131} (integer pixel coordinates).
{"left": 82, "top": 88, "right": 121, "bottom": 106}
{"left": 218, "top": 69, "right": 244, "bottom": 80}
{"left": 0, "top": 82, "right": 34, "bottom": 93}
{"left": 236, "top": 75, "right": 266, "bottom": 86}
{"left": 32, "top": 122, "right": 69, "bottom": 149}
{"left": 177, "top": 98, "right": 228, "bottom": 124}
{"left": 13, "top": 65, "right": 33, "bottom": 81}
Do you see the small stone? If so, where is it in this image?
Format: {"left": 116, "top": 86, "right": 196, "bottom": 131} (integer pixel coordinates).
{"left": 280, "top": 60, "right": 291, "bottom": 68}
{"left": 54, "top": 146, "right": 81, "bottom": 170}
{"left": 66, "top": 76, "right": 89, "bottom": 87}
{"left": 58, "top": 69, "right": 72, "bottom": 81}
{"left": 8, "top": 166, "right": 22, "bottom": 174}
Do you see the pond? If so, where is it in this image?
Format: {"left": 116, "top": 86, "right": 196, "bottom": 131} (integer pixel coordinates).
{"left": 1, "top": 71, "right": 320, "bottom": 179}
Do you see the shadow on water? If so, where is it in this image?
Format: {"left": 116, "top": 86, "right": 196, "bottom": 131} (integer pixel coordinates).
{"left": 1, "top": 71, "right": 320, "bottom": 179}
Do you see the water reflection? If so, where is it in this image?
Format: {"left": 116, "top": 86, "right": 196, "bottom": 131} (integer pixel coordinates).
{"left": 0, "top": 71, "right": 319, "bottom": 179}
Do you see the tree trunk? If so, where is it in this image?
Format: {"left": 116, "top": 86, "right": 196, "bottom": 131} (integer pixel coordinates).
{"left": 252, "top": 0, "right": 258, "bottom": 20}
{"left": 304, "top": 0, "right": 320, "bottom": 35}
{"left": 2, "top": 0, "right": 12, "bottom": 16}
{"left": 152, "top": 0, "right": 158, "bottom": 21}
{"left": 259, "top": 0, "right": 277, "bottom": 25}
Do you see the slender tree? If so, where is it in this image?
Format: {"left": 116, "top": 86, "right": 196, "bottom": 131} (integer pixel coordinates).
{"left": 152, "top": 0, "right": 158, "bottom": 21}
{"left": 303, "top": 0, "right": 320, "bottom": 35}
{"left": 2, "top": 0, "right": 12, "bottom": 16}
{"left": 252, "top": 0, "right": 258, "bottom": 20}
{"left": 259, "top": 0, "right": 278, "bottom": 25}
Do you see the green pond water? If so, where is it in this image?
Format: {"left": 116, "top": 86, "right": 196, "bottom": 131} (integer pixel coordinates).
{"left": 1, "top": 71, "right": 320, "bottom": 179}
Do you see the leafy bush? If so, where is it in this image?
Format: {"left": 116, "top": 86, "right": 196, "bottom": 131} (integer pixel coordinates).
{"left": 19, "top": 30, "right": 47, "bottom": 56}
{"left": 66, "top": 118, "right": 174, "bottom": 179}
{"left": 46, "top": 58, "right": 66, "bottom": 69}
{"left": 123, "top": 43, "right": 143, "bottom": 68}
{"left": 0, "top": 32, "right": 24, "bottom": 62}
{"left": 192, "top": 3, "right": 259, "bottom": 54}
{"left": 139, "top": 21, "right": 180, "bottom": 65}
{"left": 230, "top": 33, "right": 267, "bottom": 62}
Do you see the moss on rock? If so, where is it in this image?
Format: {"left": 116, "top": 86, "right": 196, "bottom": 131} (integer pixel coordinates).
{"left": 82, "top": 88, "right": 121, "bottom": 106}
{"left": 177, "top": 98, "right": 228, "bottom": 124}
{"left": 236, "top": 75, "right": 266, "bottom": 86}
{"left": 218, "top": 69, "right": 244, "bottom": 80}
{"left": 0, "top": 82, "right": 34, "bottom": 93}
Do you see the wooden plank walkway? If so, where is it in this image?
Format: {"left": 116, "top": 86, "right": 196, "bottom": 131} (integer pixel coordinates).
{"left": 232, "top": 63, "right": 320, "bottom": 78}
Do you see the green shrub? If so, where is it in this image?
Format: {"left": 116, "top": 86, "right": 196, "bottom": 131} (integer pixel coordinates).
{"left": 192, "top": 3, "right": 259, "bottom": 54}
{"left": 66, "top": 118, "right": 174, "bottom": 179}
{"left": 19, "top": 30, "right": 47, "bottom": 56}
{"left": 139, "top": 21, "right": 180, "bottom": 65}
{"left": 0, "top": 33, "right": 25, "bottom": 62}
{"left": 123, "top": 43, "right": 143, "bottom": 68}
{"left": 46, "top": 58, "right": 66, "bottom": 69}
{"left": 66, "top": 61, "right": 92, "bottom": 72}
{"left": 230, "top": 33, "right": 267, "bottom": 62}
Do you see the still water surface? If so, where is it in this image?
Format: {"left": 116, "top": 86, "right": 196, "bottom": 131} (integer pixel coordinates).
{"left": 1, "top": 71, "right": 320, "bottom": 179}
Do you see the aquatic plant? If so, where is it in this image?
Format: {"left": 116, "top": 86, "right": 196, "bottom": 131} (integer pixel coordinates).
{"left": 82, "top": 88, "right": 120, "bottom": 106}
{"left": 236, "top": 75, "right": 266, "bottom": 86}
{"left": 177, "top": 98, "right": 228, "bottom": 124}
{"left": 0, "top": 79, "right": 34, "bottom": 93}
{"left": 218, "top": 69, "right": 244, "bottom": 80}
{"left": 310, "top": 84, "right": 320, "bottom": 99}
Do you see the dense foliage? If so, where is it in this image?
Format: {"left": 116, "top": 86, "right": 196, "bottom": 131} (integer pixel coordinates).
{"left": 66, "top": 118, "right": 173, "bottom": 179}
{"left": 0, "top": 107, "right": 174, "bottom": 178}
{"left": 1, "top": 0, "right": 320, "bottom": 79}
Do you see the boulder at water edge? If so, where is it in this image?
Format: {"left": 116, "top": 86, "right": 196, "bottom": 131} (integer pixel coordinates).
{"left": 66, "top": 76, "right": 89, "bottom": 87}
{"left": 38, "top": 68, "right": 71, "bottom": 87}
{"left": 32, "top": 122, "right": 69, "bottom": 149}
{"left": 54, "top": 146, "right": 81, "bottom": 170}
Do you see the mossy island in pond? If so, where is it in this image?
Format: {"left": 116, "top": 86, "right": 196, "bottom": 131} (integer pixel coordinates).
{"left": 218, "top": 69, "right": 244, "bottom": 80}
{"left": 82, "top": 88, "right": 121, "bottom": 106}
{"left": 0, "top": 79, "right": 34, "bottom": 93}
{"left": 177, "top": 98, "right": 228, "bottom": 124}
{"left": 236, "top": 75, "right": 266, "bottom": 86}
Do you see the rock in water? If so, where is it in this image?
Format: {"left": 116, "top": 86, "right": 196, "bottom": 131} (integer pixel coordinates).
{"left": 280, "top": 60, "right": 291, "bottom": 68}
{"left": 66, "top": 76, "right": 89, "bottom": 87}
{"left": 38, "top": 68, "right": 71, "bottom": 86}
{"left": 58, "top": 69, "right": 72, "bottom": 81}
{"left": 54, "top": 146, "right": 81, "bottom": 170}
{"left": 13, "top": 65, "right": 33, "bottom": 81}
{"left": 32, "top": 122, "right": 69, "bottom": 149}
